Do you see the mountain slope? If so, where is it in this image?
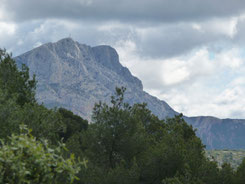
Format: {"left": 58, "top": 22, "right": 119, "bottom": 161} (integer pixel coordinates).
{"left": 15, "top": 38, "right": 245, "bottom": 149}
{"left": 206, "top": 150, "right": 245, "bottom": 168}
{"left": 15, "top": 38, "right": 176, "bottom": 120}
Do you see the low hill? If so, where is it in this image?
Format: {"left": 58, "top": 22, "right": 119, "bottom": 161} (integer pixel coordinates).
{"left": 206, "top": 150, "right": 245, "bottom": 169}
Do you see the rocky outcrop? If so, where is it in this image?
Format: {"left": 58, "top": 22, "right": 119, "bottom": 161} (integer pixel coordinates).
{"left": 15, "top": 38, "right": 176, "bottom": 120}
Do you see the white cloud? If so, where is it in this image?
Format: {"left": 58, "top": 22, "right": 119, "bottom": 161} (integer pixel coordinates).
{"left": 200, "top": 17, "right": 238, "bottom": 38}
{"left": 0, "top": 21, "right": 16, "bottom": 35}
{"left": 115, "top": 40, "right": 245, "bottom": 119}
{"left": 214, "top": 86, "right": 245, "bottom": 118}
{"left": 215, "top": 48, "right": 243, "bottom": 69}
{"left": 230, "top": 77, "right": 245, "bottom": 86}
{"left": 161, "top": 60, "right": 190, "bottom": 85}
{"left": 192, "top": 23, "right": 202, "bottom": 32}
{"left": 161, "top": 49, "right": 214, "bottom": 86}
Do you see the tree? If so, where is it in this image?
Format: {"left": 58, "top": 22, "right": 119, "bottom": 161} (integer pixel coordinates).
{"left": 0, "top": 48, "right": 36, "bottom": 106}
{"left": 81, "top": 87, "right": 149, "bottom": 183}
{"left": 162, "top": 177, "right": 183, "bottom": 184}
{"left": 218, "top": 163, "right": 235, "bottom": 184}
{"left": 235, "top": 158, "right": 245, "bottom": 184}
{"left": 87, "top": 87, "right": 148, "bottom": 169}
{"left": 81, "top": 87, "right": 214, "bottom": 184}
{"left": 0, "top": 125, "right": 83, "bottom": 184}
{"left": 139, "top": 115, "right": 206, "bottom": 184}
{"left": 0, "top": 90, "right": 65, "bottom": 144}
{"left": 0, "top": 49, "right": 66, "bottom": 144}
{"left": 58, "top": 108, "right": 88, "bottom": 142}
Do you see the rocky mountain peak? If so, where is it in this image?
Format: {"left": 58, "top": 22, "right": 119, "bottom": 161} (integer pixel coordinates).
{"left": 57, "top": 37, "right": 75, "bottom": 43}
{"left": 14, "top": 38, "right": 149, "bottom": 117}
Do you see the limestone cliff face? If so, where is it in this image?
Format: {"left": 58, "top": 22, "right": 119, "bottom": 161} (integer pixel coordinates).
{"left": 15, "top": 38, "right": 245, "bottom": 150}
{"left": 15, "top": 38, "right": 176, "bottom": 120}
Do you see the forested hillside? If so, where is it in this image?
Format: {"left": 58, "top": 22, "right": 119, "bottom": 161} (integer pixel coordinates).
{"left": 1, "top": 49, "right": 245, "bottom": 183}
{"left": 206, "top": 150, "right": 245, "bottom": 169}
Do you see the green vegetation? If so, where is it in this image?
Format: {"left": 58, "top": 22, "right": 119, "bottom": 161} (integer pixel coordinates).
{"left": 0, "top": 48, "right": 245, "bottom": 183}
{"left": 0, "top": 49, "right": 84, "bottom": 183}
{"left": 0, "top": 125, "right": 81, "bottom": 184}
{"left": 206, "top": 150, "right": 245, "bottom": 169}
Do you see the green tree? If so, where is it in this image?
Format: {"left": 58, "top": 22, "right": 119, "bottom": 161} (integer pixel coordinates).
{"left": 162, "top": 177, "right": 183, "bottom": 184}
{"left": 81, "top": 87, "right": 149, "bottom": 183}
{"left": 81, "top": 87, "right": 214, "bottom": 184}
{"left": 19, "top": 104, "right": 65, "bottom": 144}
{"left": 0, "top": 125, "right": 83, "bottom": 184}
{"left": 58, "top": 108, "right": 89, "bottom": 161}
{"left": 196, "top": 160, "right": 220, "bottom": 184}
{"left": 0, "top": 91, "right": 65, "bottom": 144}
{"left": 58, "top": 108, "right": 88, "bottom": 142}
{"left": 0, "top": 49, "right": 66, "bottom": 144}
{"left": 0, "top": 88, "right": 21, "bottom": 139}
{"left": 0, "top": 49, "right": 36, "bottom": 106}
{"left": 219, "top": 163, "right": 235, "bottom": 184}
{"left": 235, "top": 158, "right": 245, "bottom": 184}
{"left": 87, "top": 87, "right": 148, "bottom": 169}
{"left": 139, "top": 115, "right": 206, "bottom": 184}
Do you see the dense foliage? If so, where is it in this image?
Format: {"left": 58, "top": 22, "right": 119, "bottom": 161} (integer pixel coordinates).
{"left": 0, "top": 49, "right": 83, "bottom": 183}
{"left": 0, "top": 49, "right": 36, "bottom": 106}
{"left": 0, "top": 49, "right": 244, "bottom": 183}
{"left": 79, "top": 87, "right": 240, "bottom": 184}
{"left": 0, "top": 125, "right": 81, "bottom": 184}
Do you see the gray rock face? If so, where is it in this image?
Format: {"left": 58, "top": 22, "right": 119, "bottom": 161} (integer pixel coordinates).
{"left": 15, "top": 38, "right": 245, "bottom": 150}
{"left": 185, "top": 116, "right": 245, "bottom": 149}
{"left": 15, "top": 38, "right": 176, "bottom": 120}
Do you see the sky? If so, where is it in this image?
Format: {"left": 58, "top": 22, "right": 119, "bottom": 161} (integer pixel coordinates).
{"left": 1, "top": 0, "right": 245, "bottom": 119}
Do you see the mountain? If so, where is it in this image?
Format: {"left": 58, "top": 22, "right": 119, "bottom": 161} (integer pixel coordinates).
{"left": 14, "top": 38, "right": 176, "bottom": 120}
{"left": 15, "top": 38, "right": 245, "bottom": 150}
{"left": 185, "top": 116, "right": 245, "bottom": 149}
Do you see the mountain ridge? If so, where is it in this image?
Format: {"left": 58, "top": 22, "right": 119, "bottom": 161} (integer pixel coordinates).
{"left": 14, "top": 38, "right": 245, "bottom": 149}
{"left": 15, "top": 38, "right": 176, "bottom": 119}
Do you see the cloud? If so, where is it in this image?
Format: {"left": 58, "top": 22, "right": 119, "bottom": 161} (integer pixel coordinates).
{"left": 2, "top": 0, "right": 245, "bottom": 23}
{"left": 0, "top": 21, "right": 17, "bottom": 52}
{"left": 115, "top": 42, "right": 245, "bottom": 119}
{"left": 161, "top": 49, "right": 215, "bottom": 86}
{"left": 134, "top": 16, "right": 241, "bottom": 58}
{"left": 0, "top": 21, "right": 16, "bottom": 35}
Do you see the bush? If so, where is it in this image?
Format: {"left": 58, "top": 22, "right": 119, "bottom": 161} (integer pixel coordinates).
{"left": 0, "top": 125, "right": 84, "bottom": 184}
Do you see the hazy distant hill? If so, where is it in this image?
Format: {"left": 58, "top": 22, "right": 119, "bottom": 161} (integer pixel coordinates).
{"left": 186, "top": 116, "right": 245, "bottom": 149}
{"left": 15, "top": 38, "right": 245, "bottom": 149}
{"left": 206, "top": 150, "right": 245, "bottom": 169}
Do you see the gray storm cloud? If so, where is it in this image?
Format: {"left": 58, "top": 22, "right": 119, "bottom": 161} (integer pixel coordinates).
{"left": 2, "top": 0, "right": 245, "bottom": 22}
